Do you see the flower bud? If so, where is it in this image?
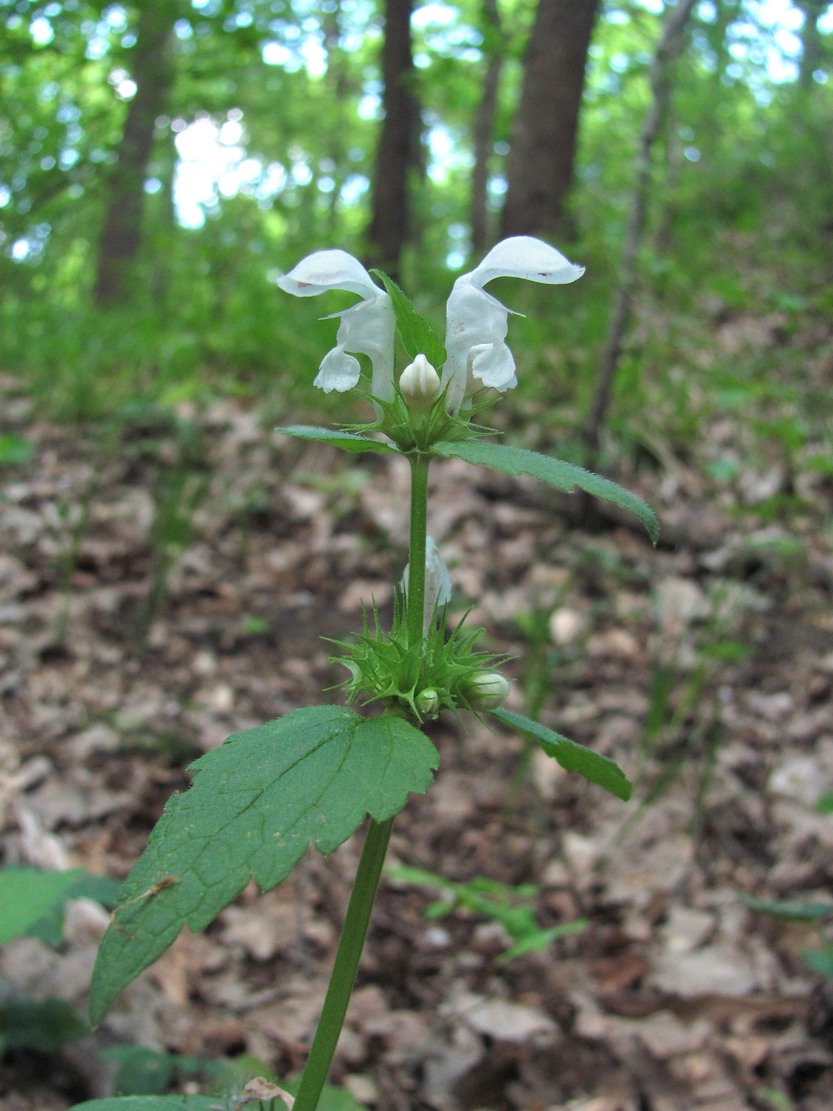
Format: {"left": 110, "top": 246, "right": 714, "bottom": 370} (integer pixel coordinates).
{"left": 399, "top": 354, "right": 441, "bottom": 407}
{"left": 415, "top": 688, "right": 440, "bottom": 716}
{"left": 465, "top": 672, "right": 511, "bottom": 710}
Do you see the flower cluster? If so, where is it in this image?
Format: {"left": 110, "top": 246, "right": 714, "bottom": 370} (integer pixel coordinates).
{"left": 330, "top": 595, "right": 511, "bottom": 722}
{"left": 277, "top": 236, "right": 584, "bottom": 416}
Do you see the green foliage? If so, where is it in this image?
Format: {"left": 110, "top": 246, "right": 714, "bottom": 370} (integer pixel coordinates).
{"left": 0, "top": 867, "right": 120, "bottom": 1060}
{"left": 69, "top": 1099, "right": 217, "bottom": 1111}
{"left": 370, "top": 270, "right": 447, "bottom": 368}
{"left": 279, "top": 1077, "right": 367, "bottom": 1111}
{"left": 90, "top": 705, "right": 439, "bottom": 1023}
{"left": 389, "top": 864, "right": 587, "bottom": 961}
{"left": 744, "top": 892, "right": 833, "bottom": 986}
{"left": 433, "top": 440, "right": 660, "bottom": 544}
{"left": 0, "top": 997, "right": 87, "bottom": 1055}
{"left": 278, "top": 425, "right": 399, "bottom": 455}
{"left": 0, "top": 867, "right": 86, "bottom": 944}
{"left": 491, "top": 708, "right": 632, "bottom": 801}
{"left": 98, "top": 1046, "right": 223, "bottom": 1098}
{"left": 803, "top": 945, "right": 833, "bottom": 980}
{"left": 0, "top": 434, "right": 35, "bottom": 465}
{"left": 742, "top": 896, "right": 833, "bottom": 924}
{"left": 26, "top": 872, "right": 121, "bottom": 948}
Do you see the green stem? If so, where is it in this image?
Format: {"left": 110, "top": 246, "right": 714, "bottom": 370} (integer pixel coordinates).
{"left": 406, "top": 453, "right": 431, "bottom": 648}
{"left": 292, "top": 452, "right": 431, "bottom": 1111}
{"left": 292, "top": 816, "right": 394, "bottom": 1111}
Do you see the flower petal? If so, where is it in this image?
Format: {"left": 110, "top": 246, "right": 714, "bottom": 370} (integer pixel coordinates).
{"left": 470, "top": 340, "right": 516, "bottom": 391}
{"left": 402, "top": 537, "right": 452, "bottom": 633}
{"left": 276, "top": 249, "right": 381, "bottom": 299}
{"left": 331, "top": 297, "right": 396, "bottom": 402}
{"left": 467, "top": 236, "right": 584, "bottom": 289}
{"left": 314, "top": 347, "right": 361, "bottom": 393}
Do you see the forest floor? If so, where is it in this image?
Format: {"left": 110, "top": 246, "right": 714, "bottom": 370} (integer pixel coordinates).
{"left": 1, "top": 320, "right": 833, "bottom": 1111}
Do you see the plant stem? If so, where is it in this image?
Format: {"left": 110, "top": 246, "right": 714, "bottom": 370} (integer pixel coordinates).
{"left": 406, "top": 452, "right": 430, "bottom": 648}
{"left": 292, "top": 816, "right": 394, "bottom": 1111}
{"left": 292, "top": 450, "right": 431, "bottom": 1111}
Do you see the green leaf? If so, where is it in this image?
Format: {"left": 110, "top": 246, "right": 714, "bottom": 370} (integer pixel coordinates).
{"left": 277, "top": 425, "right": 400, "bottom": 455}
{"left": 370, "top": 270, "right": 446, "bottom": 368}
{"left": 281, "top": 1077, "right": 368, "bottom": 1111}
{"left": 803, "top": 945, "right": 833, "bottom": 979}
{"left": 90, "top": 706, "right": 438, "bottom": 1024}
{"left": 433, "top": 440, "right": 659, "bottom": 544}
{"left": 69, "top": 1099, "right": 217, "bottom": 1111}
{"left": 0, "top": 997, "right": 87, "bottom": 1054}
{"left": 99, "top": 1046, "right": 222, "bottom": 1097}
{"left": 0, "top": 867, "right": 85, "bottom": 943}
{"left": 490, "top": 708, "right": 632, "bottom": 801}
{"left": 501, "top": 918, "right": 587, "bottom": 961}
{"left": 27, "top": 872, "right": 121, "bottom": 948}
{"left": 742, "top": 894, "right": 833, "bottom": 922}
{"left": 0, "top": 434, "right": 35, "bottom": 466}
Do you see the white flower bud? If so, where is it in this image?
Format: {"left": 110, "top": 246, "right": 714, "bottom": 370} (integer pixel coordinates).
{"left": 399, "top": 354, "right": 441, "bottom": 407}
{"left": 465, "top": 672, "right": 511, "bottom": 710}
{"left": 415, "top": 688, "right": 440, "bottom": 716}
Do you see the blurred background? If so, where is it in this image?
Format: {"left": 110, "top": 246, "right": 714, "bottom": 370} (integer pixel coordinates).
{"left": 2, "top": 0, "right": 831, "bottom": 445}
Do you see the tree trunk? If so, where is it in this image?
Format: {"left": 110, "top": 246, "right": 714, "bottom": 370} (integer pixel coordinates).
{"left": 93, "top": 3, "right": 176, "bottom": 307}
{"left": 795, "top": 0, "right": 828, "bottom": 87}
{"left": 367, "top": 0, "right": 420, "bottom": 277}
{"left": 470, "top": 0, "right": 503, "bottom": 255}
{"left": 500, "top": 0, "right": 599, "bottom": 240}
{"left": 583, "top": 0, "right": 699, "bottom": 467}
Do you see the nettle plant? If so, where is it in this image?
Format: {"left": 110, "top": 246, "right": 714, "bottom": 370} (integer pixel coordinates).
{"left": 88, "top": 237, "right": 658, "bottom": 1111}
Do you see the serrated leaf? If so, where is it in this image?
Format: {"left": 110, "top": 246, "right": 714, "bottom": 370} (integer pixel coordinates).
{"left": 490, "top": 708, "right": 632, "bottom": 801}
{"left": 277, "top": 425, "right": 399, "bottom": 454}
{"left": 90, "top": 706, "right": 438, "bottom": 1024}
{"left": 370, "top": 270, "right": 446, "bottom": 368}
{"left": 69, "top": 1098, "right": 216, "bottom": 1111}
{"left": 0, "top": 867, "right": 85, "bottom": 943}
{"left": 433, "top": 440, "right": 659, "bottom": 544}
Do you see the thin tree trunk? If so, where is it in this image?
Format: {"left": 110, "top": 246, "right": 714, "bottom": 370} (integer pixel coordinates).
{"left": 583, "top": 0, "right": 698, "bottom": 466}
{"left": 795, "top": 0, "right": 827, "bottom": 87}
{"left": 93, "top": 3, "right": 176, "bottom": 307}
{"left": 367, "top": 0, "right": 420, "bottom": 277}
{"left": 500, "top": 0, "right": 599, "bottom": 239}
{"left": 470, "top": 0, "right": 503, "bottom": 255}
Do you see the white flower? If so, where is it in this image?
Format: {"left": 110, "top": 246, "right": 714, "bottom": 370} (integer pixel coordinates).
{"left": 441, "top": 236, "right": 584, "bottom": 415}
{"left": 276, "top": 250, "right": 396, "bottom": 401}
{"left": 402, "top": 536, "right": 453, "bottom": 633}
{"left": 278, "top": 238, "right": 582, "bottom": 417}
{"left": 399, "top": 354, "right": 441, "bottom": 408}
